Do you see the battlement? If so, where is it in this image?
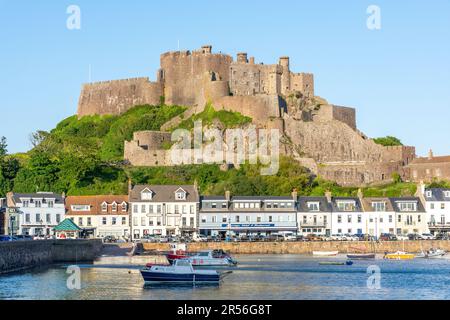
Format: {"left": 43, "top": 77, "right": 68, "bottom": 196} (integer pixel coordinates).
{"left": 82, "top": 77, "right": 152, "bottom": 88}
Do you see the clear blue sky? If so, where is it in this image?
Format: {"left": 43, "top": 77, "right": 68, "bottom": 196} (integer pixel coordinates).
{"left": 0, "top": 0, "right": 449, "bottom": 156}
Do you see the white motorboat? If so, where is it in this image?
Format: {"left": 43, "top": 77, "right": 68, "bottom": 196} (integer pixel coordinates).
{"left": 416, "top": 248, "right": 446, "bottom": 258}
{"left": 141, "top": 259, "right": 231, "bottom": 284}
{"left": 185, "top": 250, "right": 238, "bottom": 266}
{"left": 312, "top": 250, "right": 339, "bottom": 256}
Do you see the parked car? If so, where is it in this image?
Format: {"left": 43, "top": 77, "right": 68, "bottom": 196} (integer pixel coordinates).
{"left": 306, "top": 234, "right": 323, "bottom": 242}
{"left": 435, "top": 233, "right": 450, "bottom": 240}
{"left": 330, "top": 234, "right": 344, "bottom": 241}
{"left": 408, "top": 233, "right": 420, "bottom": 240}
{"left": 0, "top": 235, "right": 14, "bottom": 242}
{"left": 15, "top": 235, "right": 33, "bottom": 241}
{"left": 103, "top": 235, "right": 117, "bottom": 243}
{"left": 192, "top": 234, "right": 207, "bottom": 242}
{"left": 396, "top": 234, "right": 409, "bottom": 241}
{"left": 379, "top": 233, "right": 397, "bottom": 241}
{"left": 33, "top": 235, "right": 46, "bottom": 241}
{"left": 342, "top": 234, "right": 359, "bottom": 241}
{"left": 419, "top": 233, "right": 435, "bottom": 240}
{"left": 158, "top": 236, "right": 169, "bottom": 243}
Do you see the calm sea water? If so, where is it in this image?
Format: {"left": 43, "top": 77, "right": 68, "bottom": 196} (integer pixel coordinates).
{"left": 1, "top": 254, "right": 450, "bottom": 300}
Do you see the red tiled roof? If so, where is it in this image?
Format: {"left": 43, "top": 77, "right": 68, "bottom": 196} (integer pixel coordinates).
{"left": 65, "top": 195, "right": 128, "bottom": 216}
{"left": 409, "top": 155, "right": 450, "bottom": 165}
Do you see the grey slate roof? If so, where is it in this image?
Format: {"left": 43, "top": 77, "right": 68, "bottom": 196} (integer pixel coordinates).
{"left": 129, "top": 185, "right": 199, "bottom": 203}
{"left": 424, "top": 188, "right": 450, "bottom": 202}
{"left": 389, "top": 197, "right": 426, "bottom": 212}
{"left": 13, "top": 192, "right": 64, "bottom": 204}
{"left": 297, "top": 196, "right": 332, "bottom": 212}
{"left": 330, "top": 197, "right": 363, "bottom": 212}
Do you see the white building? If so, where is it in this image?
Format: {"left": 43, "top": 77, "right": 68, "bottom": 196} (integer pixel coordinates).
{"left": 360, "top": 197, "right": 396, "bottom": 238}
{"left": 130, "top": 185, "right": 199, "bottom": 239}
{"left": 65, "top": 195, "right": 130, "bottom": 239}
{"left": 8, "top": 192, "right": 65, "bottom": 236}
{"left": 424, "top": 188, "right": 450, "bottom": 235}
{"left": 330, "top": 197, "right": 365, "bottom": 235}
{"left": 297, "top": 197, "right": 331, "bottom": 236}
{"left": 390, "top": 197, "right": 428, "bottom": 235}
{"left": 199, "top": 191, "right": 298, "bottom": 237}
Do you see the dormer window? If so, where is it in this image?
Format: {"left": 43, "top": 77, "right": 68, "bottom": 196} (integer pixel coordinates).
{"left": 175, "top": 188, "right": 187, "bottom": 201}
{"left": 444, "top": 191, "right": 450, "bottom": 198}
{"left": 111, "top": 202, "right": 117, "bottom": 212}
{"left": 121, "top": 202, "right": 127, "bottom": 212}
{"left": 141, "top": 188, "right": 153, "bottom": 200}
{"left": 426, "top": 191, "right": 432, "bottom": 198}
{"left": 337, "top": 201, "right": 356, "bottom": 212}
{"left": 307, "top": 202, "right": 320, "bottom": 211}
{"left": 398, "top": 201, "right": 417, "bottom": 212}
{"left": 371, "top": 202, "right": 386, "bottom": 212}
{"left": 101, "top": 202, "right": 108, "bottom": 212}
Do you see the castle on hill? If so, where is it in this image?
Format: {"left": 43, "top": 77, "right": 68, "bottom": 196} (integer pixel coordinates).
{"left": 76, "top": 45, "right": 450, "bottom": 186}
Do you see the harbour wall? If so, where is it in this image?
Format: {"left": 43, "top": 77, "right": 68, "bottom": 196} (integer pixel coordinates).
{"left": 0, "top": 240, "right": 103, "bottom": 274}
{"left": 143, "top": 241, "right": 450, "bottom": 255}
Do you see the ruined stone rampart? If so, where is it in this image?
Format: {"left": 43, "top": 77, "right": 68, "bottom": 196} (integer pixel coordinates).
{"left": 77, "top": 77, "right": 162, "bottom": 116}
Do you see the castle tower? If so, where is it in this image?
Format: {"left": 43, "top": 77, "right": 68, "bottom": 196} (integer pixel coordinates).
{"left": 201, "top": 45, "right": 212, "bottom": 54}
{"left": 237, "top": 52, "right": 248, "bottom": 64}
{"left": 279, "top": 56, "right": 291, "bottom": 96}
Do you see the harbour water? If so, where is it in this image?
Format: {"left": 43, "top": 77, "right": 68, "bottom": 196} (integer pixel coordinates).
{"left": 1, "top": 254, "right": 450, "bottom": 300}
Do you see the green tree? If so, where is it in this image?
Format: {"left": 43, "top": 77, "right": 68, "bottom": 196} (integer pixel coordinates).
{"left": 373, "top": 136, "right": 403, "bottom": 146}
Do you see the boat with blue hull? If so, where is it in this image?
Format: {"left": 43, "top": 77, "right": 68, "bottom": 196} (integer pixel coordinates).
{"left": 140, "top": 259, "right": 231, "bottom": 284}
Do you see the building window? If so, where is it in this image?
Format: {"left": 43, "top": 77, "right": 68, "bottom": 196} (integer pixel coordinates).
{"left": 430, "top": 203, "right": 435, "bottom": 210}
{"left": 246, "top": 216, "right": 250, "bottom": 222}
{"left": 157, "top": 205, "right": 161, "bottom": 214}
{"left": 324, "top": 216, "right": 327, "bottom": 225}
{"left": 122, "top": 202, "right": 127, "bottom": 212}
{"left": 112, "top": 203, "right": 117, "bottom": 212}
{"left": 257, "top": 216, "right": 262, "bottom": 223}
{"left": 36, "top": 213, "right": 41, "bottom": 223}
{"left": 389, "top": 215, "right": 393, "bottom": 223}
{"left": 371, "top": 202, "right": 386, "bottom": 212}
{"left": 338, "top": 229, "right": 342, "bottom": 234}
{"left": 236, "top": 216, "right": 240, "bottom": 223}
{"left": 313, "top": 215, "right": 317, "bottom": 224}
{"left": 357, "top": 215, "right": 362, "bottom": 223}
{"left": 133, "top": 217, "right": 138, "bottom": 226}
{"left": 212, "top": 216, "right": 217, "bottom": 223}
{"left": 212, "top": 203, "right": 217, "bottom": 209}
{"left": 102, "top": 217, "right": 107, "bottom": 225}
{"left": 46, "top": 214, "right": 51, "bottom": 223}
{"left": 441, "top": 203, "right": 445, "bottom": 210}
{"left": 222, "top": 217, "right": 227, "bottom": 223}
{"left": 175, "top": 191, "right": 186, "bottom": 200}
{"left": 48, "top": 201, "right": 54, "bottom": 208}
{"left": 25, "top": 214, "right": 30, "bottom": 223}
{"left": 307, "top": 202, "right": 319, "bottom": 211}
{"left": 303, "top": 216, "right": 307, "bottom": 224}
{"left": 112, "top": 217, "right": 117, "bottom": 225}
{"left": 337, "top": 201, "right": 355, "bottom": 211}
{"left": 141, "top": 217, "right": 146, "bottom": 226}
{"left": 122, "top": 217, "right": 126, "bottom": 225}
{"left": 78, "top": 217, "right": 83, "bottom": 226}
{"left": 398, "top": 215, "right": 402, "bottom": 223}
{"left": 35, "top": 200, "right": 42, "bottom": 208}
{"left": 201, "top": 216, "right": 206, "bottom": 223}
{"left": 141, "top": 205, "right": 146, "bottom": 214}
{"left": 182, "top": 217, "right": 187, "bottom": 226}
{"left": 87, "top": 217, "right": 92, "bottom": 226}
{"left": 398, "top": 202, "right": 417, "bottom": 212}
{"left": 133, "top": 205, "right": 138, "bottom": 213}
{"left": 347, "top": 215, "right": 352, "bottom": 223}
{"left": 141, "top": 189, "right": 153, "bottom": 200}
{"left": 418, "top": 215, "right": 421, "bottom": 223}
{"left": 56, "top": 214, "right": 61, "bottom": 224}
{"left": 190, "top": 217, "right": 194, "bottom": 226}
{"left": 337, "top": 215, "right": 342, "bottom": 223}
{"left": 269, "top": 216, "right": 273, "bottom": 223}
{"left": 23, "top": 200, "right": 29, "bottom": 207}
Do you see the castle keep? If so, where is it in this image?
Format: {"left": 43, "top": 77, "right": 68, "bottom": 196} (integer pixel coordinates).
{"left": 76, "top": 45, "right": 450, "bottom": 186}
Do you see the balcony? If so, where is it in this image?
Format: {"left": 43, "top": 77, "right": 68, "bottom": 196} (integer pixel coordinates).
{"left": 300, "top": 222, "right": 326, "bottom": 228}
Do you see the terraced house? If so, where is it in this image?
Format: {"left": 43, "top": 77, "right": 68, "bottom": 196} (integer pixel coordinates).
{"left": 360, "top": 197, "right": 397, "bottom": 238}
{"left": 129, "top": 185, "right": 199, "bottom": 239}
{"left": 65, "top": 195, "right": 130, "bottom": 239}
{"left": 199, "top": 191, "right": 298, "bottom": 237}
{"left": 423, "top": 188, "right": 450, "bottom": 235}
{"left": 390, "top": 197, "right": 427, "bottom": 235}
{"left": 330, "top": 197, "right": 365, "bottom": 236}
{"left": 297, "top": 196, "right": 332, "bottom": 236}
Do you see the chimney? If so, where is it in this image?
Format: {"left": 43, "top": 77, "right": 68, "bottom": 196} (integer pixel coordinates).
{"left": 428, "top": 149, "right": 434, "bottom": 160}
{"left": 325, "top": 191, "right": 332, "bottom": 203}
{"left": 249, "top": 57, "right": 255, "bottom": 64}
{"left": 128, "top": 179, "right": 133, "bottom": 194}
{"left": 416, "top": 180, "right": 426, "bottom": 197}
{"left": 291, "top": 188, "right": 298, "bottom": 201}
{"left": 357, "top": 188, "right": 363, "bottom": 200}
{"left": 225, "top": 190, "right": 231, "bottom": 201}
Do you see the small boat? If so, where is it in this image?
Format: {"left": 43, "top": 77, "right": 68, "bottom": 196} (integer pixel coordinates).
{"left": 313, "top": 251, "right": 339, "bottom": 256}
{"left": 185, "top": 250, "right": 238, "bottom": 266}
{"left": 384, "top": 251, "right": 415, "bottom": 260}
{"left": 319, "top": 261, "right": 353, "bottom": 266}
{"left": 141, "top": 259, "right": 231, "bottom": 284}
{"left": 416, "top": 248, "right": 446, "bottom": 259}
{"left": 347, "top": 253, "right": 376, "bottom": 259}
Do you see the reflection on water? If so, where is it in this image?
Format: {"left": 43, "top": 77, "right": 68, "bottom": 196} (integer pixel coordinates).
{"left": 1, "top": 254, "right": 450, "bottom": 300}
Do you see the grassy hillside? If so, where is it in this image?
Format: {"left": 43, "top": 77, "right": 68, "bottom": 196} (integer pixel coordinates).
{"left": 1, "top": 104, "right": 439, "bottom": 198}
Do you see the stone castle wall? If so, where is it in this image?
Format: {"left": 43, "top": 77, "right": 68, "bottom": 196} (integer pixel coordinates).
{"left": 312, "top": 105, "right": 356, "bottom": 130}
{"left": 77, "top": 78, "right": 162, "bottom": 116}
